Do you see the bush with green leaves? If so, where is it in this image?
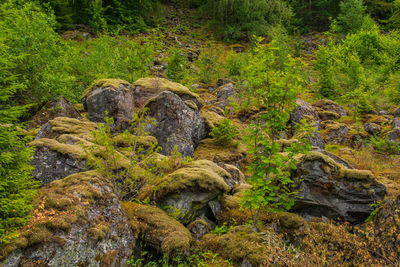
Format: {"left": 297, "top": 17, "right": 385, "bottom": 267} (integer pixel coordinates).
{"left": 0, "top": 0, "right": 70, "bottom": 104}
{"left": 370, "top": 136, "right": 400, "bottom": 155}
{"left": 84, "top": 111, "right": 162, "bottom": 199}
{"left": 331, "top": 0, "right": 367, "bottom": 34}
{"left": 0, "top": 39, "right": 39, "bottom": 245}
{"left": 63, "top": 34, "right": 157, "bottom": 102}
{"left": 195, "top": 46, "right": 221, "bottom": 84}
{"left": 39, "top": 0, "right": 161, "bottom": 32}
{"left": 0, "top": 0, "right": 157, "bottom": 105}
{"left": 166, "top": 48, "right": 187, "bottom": 83}
{"left": 239, "top": 37, "right": 312, "bottom": 230}
{"left": 314, "top": 28, "right": 400, "bottom": 108}
{"left": 210, "top": 118, "right": 239, "bottom": 147}
{"left": 202, "top": 0, "right": 293, "bottom": 41}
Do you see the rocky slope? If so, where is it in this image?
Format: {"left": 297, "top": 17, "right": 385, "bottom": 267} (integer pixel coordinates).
{"left": 1, "top": 77, "right": 398, "bottom": 266}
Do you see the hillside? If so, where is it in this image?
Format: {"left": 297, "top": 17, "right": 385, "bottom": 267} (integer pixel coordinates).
{"left": 1, "top": 1, "right": 400, "bottom": 266}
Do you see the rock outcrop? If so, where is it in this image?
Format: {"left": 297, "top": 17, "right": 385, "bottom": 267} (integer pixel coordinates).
{"left": 82, "top": 79, "right": 135, "bottom": 131}
{"left": 363, "top": 122, "right": 381, "bottom": 136}
{"left": 0, "top": 171, "right": 135, "bottom": 267}
{"left": 214, "top": 83, "right": 236, "bottom": 110}
{"left": 291, "top": 151, "right": 386, "bottom": 223}
{"left": 145, "top": 91, "right": 207, "bottom": 157}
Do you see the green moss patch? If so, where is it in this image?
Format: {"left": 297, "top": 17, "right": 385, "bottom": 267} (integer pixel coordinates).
{"left": 200, "top": 225, "right": 284, "bottom": 266}
{"left": 133, "top": 77, "right": 199, "bottom": 101}
{"left": 48, "top": 117, "right": 97, "bottom": 136}
{"left": 30, "top": 138, "right": 85, "bottom": 160}
{"left": 82, "top": 79, "right": 131, "bottom": 99}
{"left": 194, "top": 138, "right": 246, "bottom": 165}
{"left": 122, "top": 202, "right": 192, "bottom": 256}
{"left": 200, "top": 110, "right": 224, "bottom": 129}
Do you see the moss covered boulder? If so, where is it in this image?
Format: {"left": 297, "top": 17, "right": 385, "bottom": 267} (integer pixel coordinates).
{"left": 145, "top": 91, "right": 207, "bottom": 157}
{"left": 82, "top": 79, "right": 135, "bottom": 131}
{"left": 0, "top": 171, "right": 136, "bottom": 267}
{"left": 140, "top": 160, "right": 229, "bottom": 224}
{"left": 291, "top": 151, "right": 386, "bottom": 223}
{"left": 122, "top": 203, "right": 192, "bottom": 257}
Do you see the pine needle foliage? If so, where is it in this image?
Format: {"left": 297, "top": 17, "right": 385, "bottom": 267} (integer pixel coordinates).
{"left": 0, "top": 38, "right": 39, "bottom": 245}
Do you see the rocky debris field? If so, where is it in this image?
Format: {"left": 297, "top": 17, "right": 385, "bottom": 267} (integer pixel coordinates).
{"left": 1, "top": 78, "right": 399, "bottom": 266}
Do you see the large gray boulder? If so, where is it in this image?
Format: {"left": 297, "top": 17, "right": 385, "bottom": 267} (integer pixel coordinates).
{"left": 145, "top": 91, "right": 207, "bottom": 157}
{"left": 82, "top": 79, "right": 135, "bottom": 131}
{"left": 1, "top": 171, "right": 136, "bottom": 267}
{"left": 291, "top": 151, "right": 386, "bottom": 223}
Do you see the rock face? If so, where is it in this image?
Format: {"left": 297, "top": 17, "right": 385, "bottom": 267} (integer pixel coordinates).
{"left": 30, "top": 117, "right": 98, "bottom": 185}
{"left": 291, "top": 151, "right": 386, "bottom": 223}
{"left": 1, "top": 171, "right": 135, "bottom": 267}
{"left": 393, "top": 117, "right": 400, "bottom": 129}
{"left": 290, "top": 99, "right": 319, "bottom": 123}
{"left": 35, "top": 117, "right": 97, "bottom": 140}
{"left": 142, "top": 160, "right": 229, "bottom": 224}
{"left": 31, "top": 96, "right": 81, "bottom": 127}
{"left": 388, "top": 128, "right": 400, "bottom": 142}
{"left": 31, "top": 144, "right": 86, "bottom": 185}
{"left": 82, "top": 79, "right": 135, "bottom": 131}
{"left": 187, "top": 218, "right": 212, "bottom": 241}
{"left": 145, "top": 91, "right": 207, "bottom": 157}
